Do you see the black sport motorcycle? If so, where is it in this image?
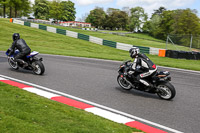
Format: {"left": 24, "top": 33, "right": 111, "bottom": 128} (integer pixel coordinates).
{"left": 6, "top": 48, "right": 45, "bottom": 75}
{"left": 117, "top": 60, "right": 176, "bottom": 100}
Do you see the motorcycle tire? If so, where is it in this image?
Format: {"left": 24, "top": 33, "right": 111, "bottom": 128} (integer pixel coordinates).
{"left": 157, "top": 82, "right": 176, "bottom": 100}
{"left": 32, "top": 60, "right": 45, "bottom": 75}
{"left": 8, "top": 57, "right": 19, "bottom": 70}
{"left": 117, "top": 75, "right": 132, "bottom": 90}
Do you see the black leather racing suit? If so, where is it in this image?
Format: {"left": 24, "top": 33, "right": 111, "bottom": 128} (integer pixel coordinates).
{"left": 128, "top": 53, "right": 157, "bottom": 87}
{"left": 9, "top": 39, "right": 31, "bottom": 64}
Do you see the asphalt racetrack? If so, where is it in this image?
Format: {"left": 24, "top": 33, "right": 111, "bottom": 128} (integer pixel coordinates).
{"left": 0, "top": 52, "right": 200, "bottom": 133}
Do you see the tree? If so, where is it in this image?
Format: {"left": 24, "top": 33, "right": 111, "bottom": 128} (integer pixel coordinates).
{"left": 12, "top": 0, "right": 22, "bottom": 17}
{"left": 85, "top": 7, "right": 106, "bottom": 28}
{"left": 20, "top": 0, "right": 31, "bottom": 17}
{"left": 142, "top": 21, "right": 151, "bottom": 33}
{"left": 8, "top": 0, "right": 14, "bottom": 18}
{"left": 129, "top": 7, "right": 148, "bottom": 32}
{"left": 172, "top": 9, "right": 200, "bottom": 35}
{"left": 49, "top": 0, "right": 62, "bottom": 21}
{"left": 0, "top": 0, "right": 30, "bottom": 18}
{"left": 0, "top": 3, "right": 3, "bottom": 17}
{"left": 146, "top": 8, "right": 200, "bottom": 41}
{"left": 60, "top": 0, "right": 76, "bottom": 21}
{"left": 171, "top": 9, "right": 200, "bottom": 46}
{"left": 0, "top": 0, "right": 8, "bottom": 18}
{"left": 33, "top": 0, "right": 50, "bottom": 20}
{"left": 105, "top": 9, "right": 128, "bottom": 30}
{"left": 152, "top": 6, "right": 166, "bottom": 17}
{"left": 106, "top": 8, "right": 120, "bottom": 15}
{"left": 149, "top": 15, "right": 161, "bottom": 36}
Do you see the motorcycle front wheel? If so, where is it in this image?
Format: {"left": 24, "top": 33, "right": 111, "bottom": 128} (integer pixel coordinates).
{"left": 157, "top": 82, "right": 176, "bottom": 100}
{"left": 8, "top": 57, "right": 19, "bottom": 70}
{"left": 117, "top": 75, "right": 132, "bottom": 90}
{"left": 32, "top": 61, "right": 45, "bottom": 75}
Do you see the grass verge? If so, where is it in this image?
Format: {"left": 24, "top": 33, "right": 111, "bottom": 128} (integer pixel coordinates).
{"left": 34, "top": 22, "right": 192, "bottom": 51}
{"left": 0, "top": 82, "right": 142, "bottom": 133}
{"left": 0, "top": 18, "right": 200, "bottom": 71}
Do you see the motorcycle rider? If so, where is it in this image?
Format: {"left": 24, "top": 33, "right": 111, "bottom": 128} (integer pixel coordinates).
{"left": 125, "top": 47, "right": 157, "bottom": 89}
{"left": 8, "top": 33, "right": 31, "bottom": 68}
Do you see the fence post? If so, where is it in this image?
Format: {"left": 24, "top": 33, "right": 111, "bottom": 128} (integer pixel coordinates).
{"left": 165, "top": 35, "right": 169, "bottom": 50}
{"left": 190, "top": 34, "right": 193, "bottom": 51}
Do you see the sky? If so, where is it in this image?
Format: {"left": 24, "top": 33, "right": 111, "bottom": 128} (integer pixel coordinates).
{"left": 30, "top": 0, "right": 200, "bottom": 21}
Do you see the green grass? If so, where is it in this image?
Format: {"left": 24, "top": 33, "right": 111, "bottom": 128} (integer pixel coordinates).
{"left": 0, "top": 18, "right": 200, "bottom": 71}
{"left": 98, "top": 31, "right": 165, "bottom": 43}
{"left": 0, "top": 82, "right": 142, "bottom": 133}
{"left": 98, "top": 30, "right": 130, "bottom": 33}
{"left": 125, "top": 33, "right": 165, "bottom": 42}
{"left": 34, "top": 22, "right": 193, "bottom": 51}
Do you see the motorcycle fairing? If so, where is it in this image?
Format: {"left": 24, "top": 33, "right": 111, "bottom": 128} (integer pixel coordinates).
{"left": 26, "top": 51, "right": 39, "bottom": 58}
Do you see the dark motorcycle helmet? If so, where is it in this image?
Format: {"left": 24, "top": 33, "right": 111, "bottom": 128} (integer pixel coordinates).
{"left": 12, "top": 33, "right": 20, "bottom": 41}
{"left": 129, "top": 47, "right": 140, "bottom": 58}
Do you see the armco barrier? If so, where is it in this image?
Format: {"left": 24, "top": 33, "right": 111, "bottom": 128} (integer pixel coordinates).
{"left": 150, "top": 47, "right": 159, "bottom": 55}
{"left": 13, "top": 19, "right": 24, "bottom": 25}
{"left": 31, "top": 23, "right": 39, "bottom": 29}
{"left": 103, "top": 40, "right": 116, "bottom": 48}
{"left": 11, "top": 19, "right": 179, "bottom": 56}
{"left": 187, "top": 51, "right": 199, "bottom": 60}
{"left": 178, "top": 51, "right": 186, "bottom": 59}
{"left": 197, "top": 52, "right": 200, "bottom": 60}
{"left": 66, "top": 30, "right": 78, "bottom": 38}
{"left": 166, "top": 50, "right": 200, "bottom": 60}
{"left": 166, "top": 50, "right": 178, "bottom": 59}
{"left": 165, "top": 50, "right": 171, "bottom": 58}
{"left": 137, "top": 46, "right": 150, "bottom": 54}
{"left": 116, "top": 42, "right": 133, "bottom": 51}
{"left": 78, "top": 33, "right": 89, "bottom": 41}
{"left": 39, "top": 25, "right": 47, "bottom": 30}
{"left": 24, "top": 21, "right": 30, "bottom": 27}
{"left": 47, "top": 26, "right": 57, "bottom": 33}
{"left": 89, "top": 36, "right": 103, "bottom": 45}
{"left": 57, "top": 28, "right": 66, "bottom": 35}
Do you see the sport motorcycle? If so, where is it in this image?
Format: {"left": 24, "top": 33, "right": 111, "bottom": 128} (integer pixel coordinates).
{"left": 117, "top": 60, "right": 176, "bottom": 100}
{"left": 6, "top": 48, "right": 45, "bottom": 75}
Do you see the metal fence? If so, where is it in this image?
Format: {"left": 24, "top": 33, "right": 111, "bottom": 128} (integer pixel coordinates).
{"left": 21, "top": 18, "right": 59, "bottom": 26}
{"left": 166, "top": 34, "right": 200, "bottom": 51}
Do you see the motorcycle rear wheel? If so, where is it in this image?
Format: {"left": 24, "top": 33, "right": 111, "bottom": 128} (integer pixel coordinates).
{"left": 157, "top": 82, "right": 176, "bottom": 100}
{"left": 8, "top": 57, "right": 19, "bottom": 70}
{"left": 117, "top": 75, "right": 132, "bottom": 90}
{"left": 32, "top": 61, "right": 45, "bottom": 75}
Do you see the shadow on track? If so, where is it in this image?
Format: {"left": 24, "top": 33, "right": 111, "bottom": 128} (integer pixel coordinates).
{"left": 115, "top": 86, "right": 162, "bottom": 100}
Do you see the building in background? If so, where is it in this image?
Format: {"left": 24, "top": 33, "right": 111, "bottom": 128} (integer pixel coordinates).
{"left": 59, "top": 21, "right": 91, "bottom": 27}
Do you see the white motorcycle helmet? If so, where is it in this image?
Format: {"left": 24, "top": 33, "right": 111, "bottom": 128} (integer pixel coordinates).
{"left": 129, "top": 47, "right": 140, "bottom": 58}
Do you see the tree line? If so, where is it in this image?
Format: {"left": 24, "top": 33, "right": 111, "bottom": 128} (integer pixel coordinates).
{"left": 0, "top": 0, "right": 31, "bottom": 18}
{"left": 85, "top": 7, "right": 147, "bottom": 32}
{"left": 1, "top": 0, "right": 200, "bottom": 41}
{"left": 0, "top": 0, "right": 76, "bottom": 21}
{"left": 86, "top": 7, "right": 200, "bottom": 40}
{"left": 33, "top": 0, "right": 75, "bottom": 21}
{"left": 143, "top": 7, "right": 200, "bottom": 40}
